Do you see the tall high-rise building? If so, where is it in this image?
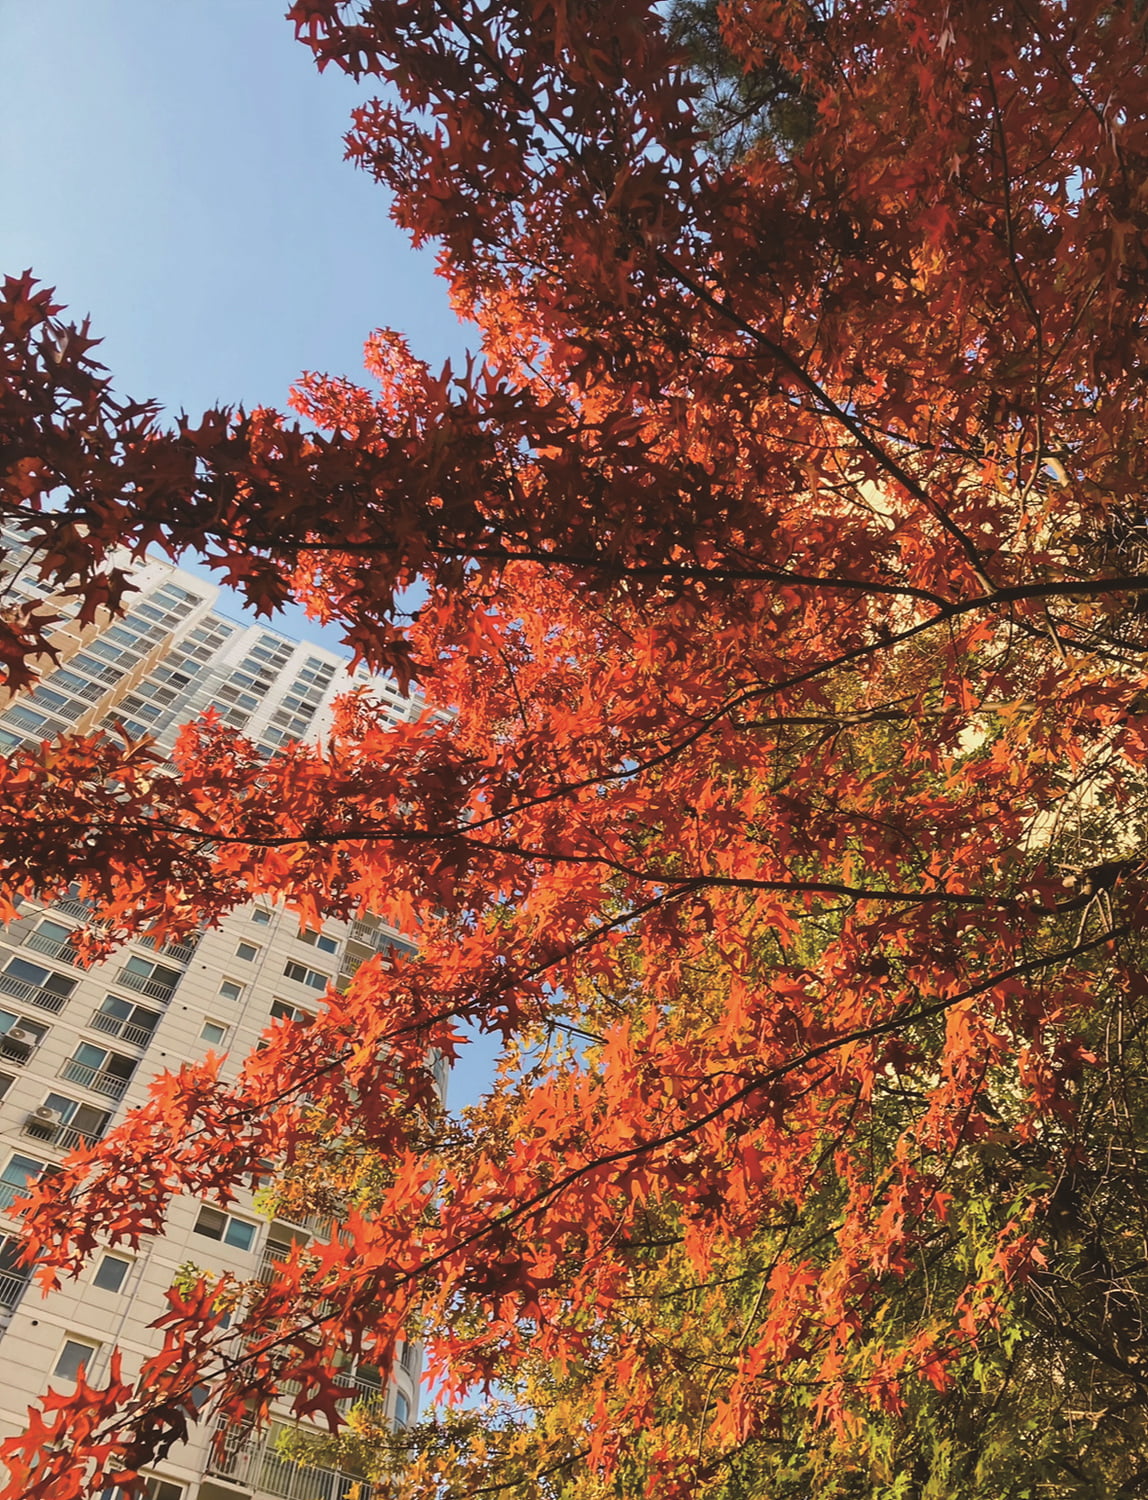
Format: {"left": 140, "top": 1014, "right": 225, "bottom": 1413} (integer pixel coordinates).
{"left": 0, "top": 535, "right": 423, "bottom": 1500}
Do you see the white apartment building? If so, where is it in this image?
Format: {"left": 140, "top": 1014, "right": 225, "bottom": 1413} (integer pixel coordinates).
{"left": 0, "top": 535, "right": 425, "bottom": 1500}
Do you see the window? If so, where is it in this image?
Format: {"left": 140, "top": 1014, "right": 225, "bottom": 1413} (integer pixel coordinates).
{"left": 394, "top": 1392, "right": 410, "bottom": 1428}
{"left": 0, "top": 1073, "right": 13, "bottom": 1103}
{"left": 25, "top": 1094, "right": 110, "bottom": 1147}
{"left": 92, "top": 1253, "right": 132, "bottom": 1293}
{"left": 270, "top": 999, "right": 311, "bottom": 1026}
{"left": 120, "top": 955, "right": 181, "bottom": 996}
{"left": 53, "top": 1335, "right": 100, "bottom": 1381}
{"left": 105, "top": 626, "right": 141, "bottom": 650}
{"left": 43, "top": 669, "right": 87, "bottom": 696}
{"left": 0, "top": 1008, "right": 47, "bottom": 1060}
{"left": 30, "top": 918, "right": 73, "bottom": 946}
{"left": 29, "top": 686, "right": 68, "bottom": 713}
{"left": 92, "top": 994, "right": 160, "bottom": 1047}
{"left": 0, "top": 1232, "right": 30, "bottom": 1307}
{"left": 251, "top": 908, "right": 272, "bottom": 926}
{"left": 298, "top": 929, "right": 339, "bottom": 956}
{"left": 400, "top": 1340, "right": 416, "bottom": 1373}
{"left": 284, "top": 961, "right": 328, "bottom": 992}
{"left": 0, "top": 1153, "right": 44, "bottom": 1210}
{"left": 62, "top": 1042, "right": 136, "bottom": 1099}
{"left": 140, "top": 1477, "right": 185, "bottom": 1500}
{"left": 235, "top": 942, "right": 260, "bottom": 962}
{"left": 193, "top": 1206, "right": 256, "bottom": 1251}
{"left": 201, "top": 1020, "right": 228, "bottom": 1047}
{"left": 0, "top": 957, "right": 75, "bottom": 1010}
{"left": 218, "top": 979, "right": 244, "bottom": 1003}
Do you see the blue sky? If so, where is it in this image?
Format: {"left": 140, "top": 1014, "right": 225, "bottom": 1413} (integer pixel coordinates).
{"left": 0, "top": 0, "right": 498, "bottom": 1108}
{"left": 0, "top": 0, "right": 465, "bottom": 641}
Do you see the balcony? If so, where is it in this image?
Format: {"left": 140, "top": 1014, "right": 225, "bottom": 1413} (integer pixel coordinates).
{"left": 22, "top": 1117, "right": 103, "bottom": 1152}
{"left": 335, "top": 1372, "right": 385, "bottom": 1416}
{"left": 89, "top": 1010, "right": 156, "bottom": 1049}
{"left": 114, "top": 968, "right": 178, "bottom": 1003}
{"left": 158, "top": 934, "right": 199, "bottom": 965}
{"left": 0, "top": 973, "right": 70, "bottom": 1014}
{"left": 0, "top": 1183, "right": 28, "bottom": 1214}
{"left": 23, "top": 931, "right": 80, "bottom": 965}
{"left": 58, "top": 1058, "right": 131, "bottom": 1101}
{"left": 209, "top": 1423, "right": 360, "bottom": 1500}
{"left": 0, "top": 1268, "right": 30, "bottom": 1311}
{"left": 3, "top": 705, "right": 59, "bottom": 736}
{"left": 348, "top": 920, "right": 413, "bottom": 958}
{"left": 71, "top": 677, "right": 115, "bottom": 704}
{"left": 0, "top": 1033, "right": 40, "bottom": 1066}
{"left": 50, "top": 896, "right": 97, "bottom": 923}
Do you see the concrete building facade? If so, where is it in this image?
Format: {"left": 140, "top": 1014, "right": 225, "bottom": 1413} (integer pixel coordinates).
{"left": 0, "top": 536, "right": 423, "bottom": 1500}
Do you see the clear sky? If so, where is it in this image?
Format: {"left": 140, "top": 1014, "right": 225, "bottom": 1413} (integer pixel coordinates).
{"left": 0, "top": 0, "right": 465, "bottom": 640}
{"left": 0, "top": 1, "right": 497, "bottom": 1108}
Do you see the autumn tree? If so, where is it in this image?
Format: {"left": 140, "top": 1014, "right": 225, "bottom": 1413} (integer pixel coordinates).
{"left": 4, "top": 0, "right": 1148, "bottom": 1494}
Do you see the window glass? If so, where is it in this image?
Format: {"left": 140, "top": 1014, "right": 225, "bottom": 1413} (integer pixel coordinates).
{"left": 74, "top": 1041, "right": 109, "bottom": 1070}
{"left": 201, "top": 1021, "right": 228, "bottom": 1047}
{"left": 145, "top": 1477, "right": 185, "bottom": 1500}
{"left": 30, "top": 687, "right": 68, "bottom": 712}
{"left": 299, "top": 930, "right": 339, "bottom": 955}
{"left": 284, "top": 961, "right": 327, "bottom": 992}
{"left": 97, "top": 995, "right": 133, "bottom": 1022}
{"left": 0, "top": 1010, "right": 45, "bottom": 1043}
{"left": 1, "top": 1154, "right": 42, "bottom": 1189}
{"left": 92, "top": 1254, "right": 131, "bottom": 1293}
{"left": 35, "top": 920, "right": 72, "bottom": 943}
{"left": 5, "top": 957, "right": 61, "bottom": 990}
{"left": 194, "top": 1206, "right": 227, "bottom": 1241}
{"left": 235, "top": 942, "right": 259, "bottom": 962}
{"left": 54, "top": 1337, "right": 98, "bottom": 1381}
{"left": 394, "top": 1392, "right": 410, "bottom": 1427}
{"left": 224, "top": 1217, "right": 255, "bottom": 1251}
{"left": 271, "top": 1000, "right": 310, "bottom": 1025}
{"left": 194, "top": 1206, "right": 254, "bottom": 1250}
{"left": 251, "top": 909, "right": 272, "bottom": 926}
{"left": 219, "top": 980, "right": 243, "bottom": 1002}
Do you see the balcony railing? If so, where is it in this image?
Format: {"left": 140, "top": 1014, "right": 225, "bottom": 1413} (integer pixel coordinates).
{"left": 209, "top": 1424, "right": 360, "bottom": 1500}
{"left": 0, "top": 1183, "right": 30, "bottom": 1214}
{"left": 348, "top": 920, "right": 412, "bottom": 956}
{"left": 4, "top": 705, "right": 57, "bottom": 735}
{"left": 0, "top": 973, "right": 71, "bottom": 1014}
{"left": 0, "top": 1034, "right": 40, "bottom": 1066}
{"left": 158, "top": 934, "right": 200, "bottom": 965}
{"left": 0, "top": 1269, "right": 30, "bottom": 1310}
{"left": 72, "top": 677, "right": 114, "bottom": 704}
{"left": 114, "top": 969, "right": 177, "bottom": 1003}
{"left": 23, "top": 932, "right": 80, "bottom": 964}
{"left": 50, "top": 897, "right": 96, "bottom": 922}
{"left": 89, "top": 1010, "right": 156, "bottom": 1049}
{"left": 336, "top": 1373, "right": 385, "bottom": 1415}
{"left": 59, "top": 1058, "right": 131, "bottom": 1100}
{"left": 22, "top": 1118, "right": 103, "bottom": 1152}
{"left": 258, "top": 1247, "right": 298, "bottom": 1285}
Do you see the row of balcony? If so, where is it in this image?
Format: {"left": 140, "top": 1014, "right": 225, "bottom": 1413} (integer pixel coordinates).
{"left": 208, "top": 1423, "right": 361, "bottom": 1500}
{"left": 22, "top": 1113, "right": 102, "bottom": 1152}
{"left": 0, "top": 964, "right": 178, "bottom": 1016}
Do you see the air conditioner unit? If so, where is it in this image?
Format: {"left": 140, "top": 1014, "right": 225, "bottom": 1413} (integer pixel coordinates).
{"left": 5, "top": 1027, "right": 35, "bottom": 1048}
{"left": 32, "top": 1106, "right": 63, "bottom": 1125}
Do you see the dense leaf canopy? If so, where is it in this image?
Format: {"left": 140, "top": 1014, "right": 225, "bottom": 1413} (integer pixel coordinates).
{"left": 4, "top": 0, "right": 1148, "bottom": 1493}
